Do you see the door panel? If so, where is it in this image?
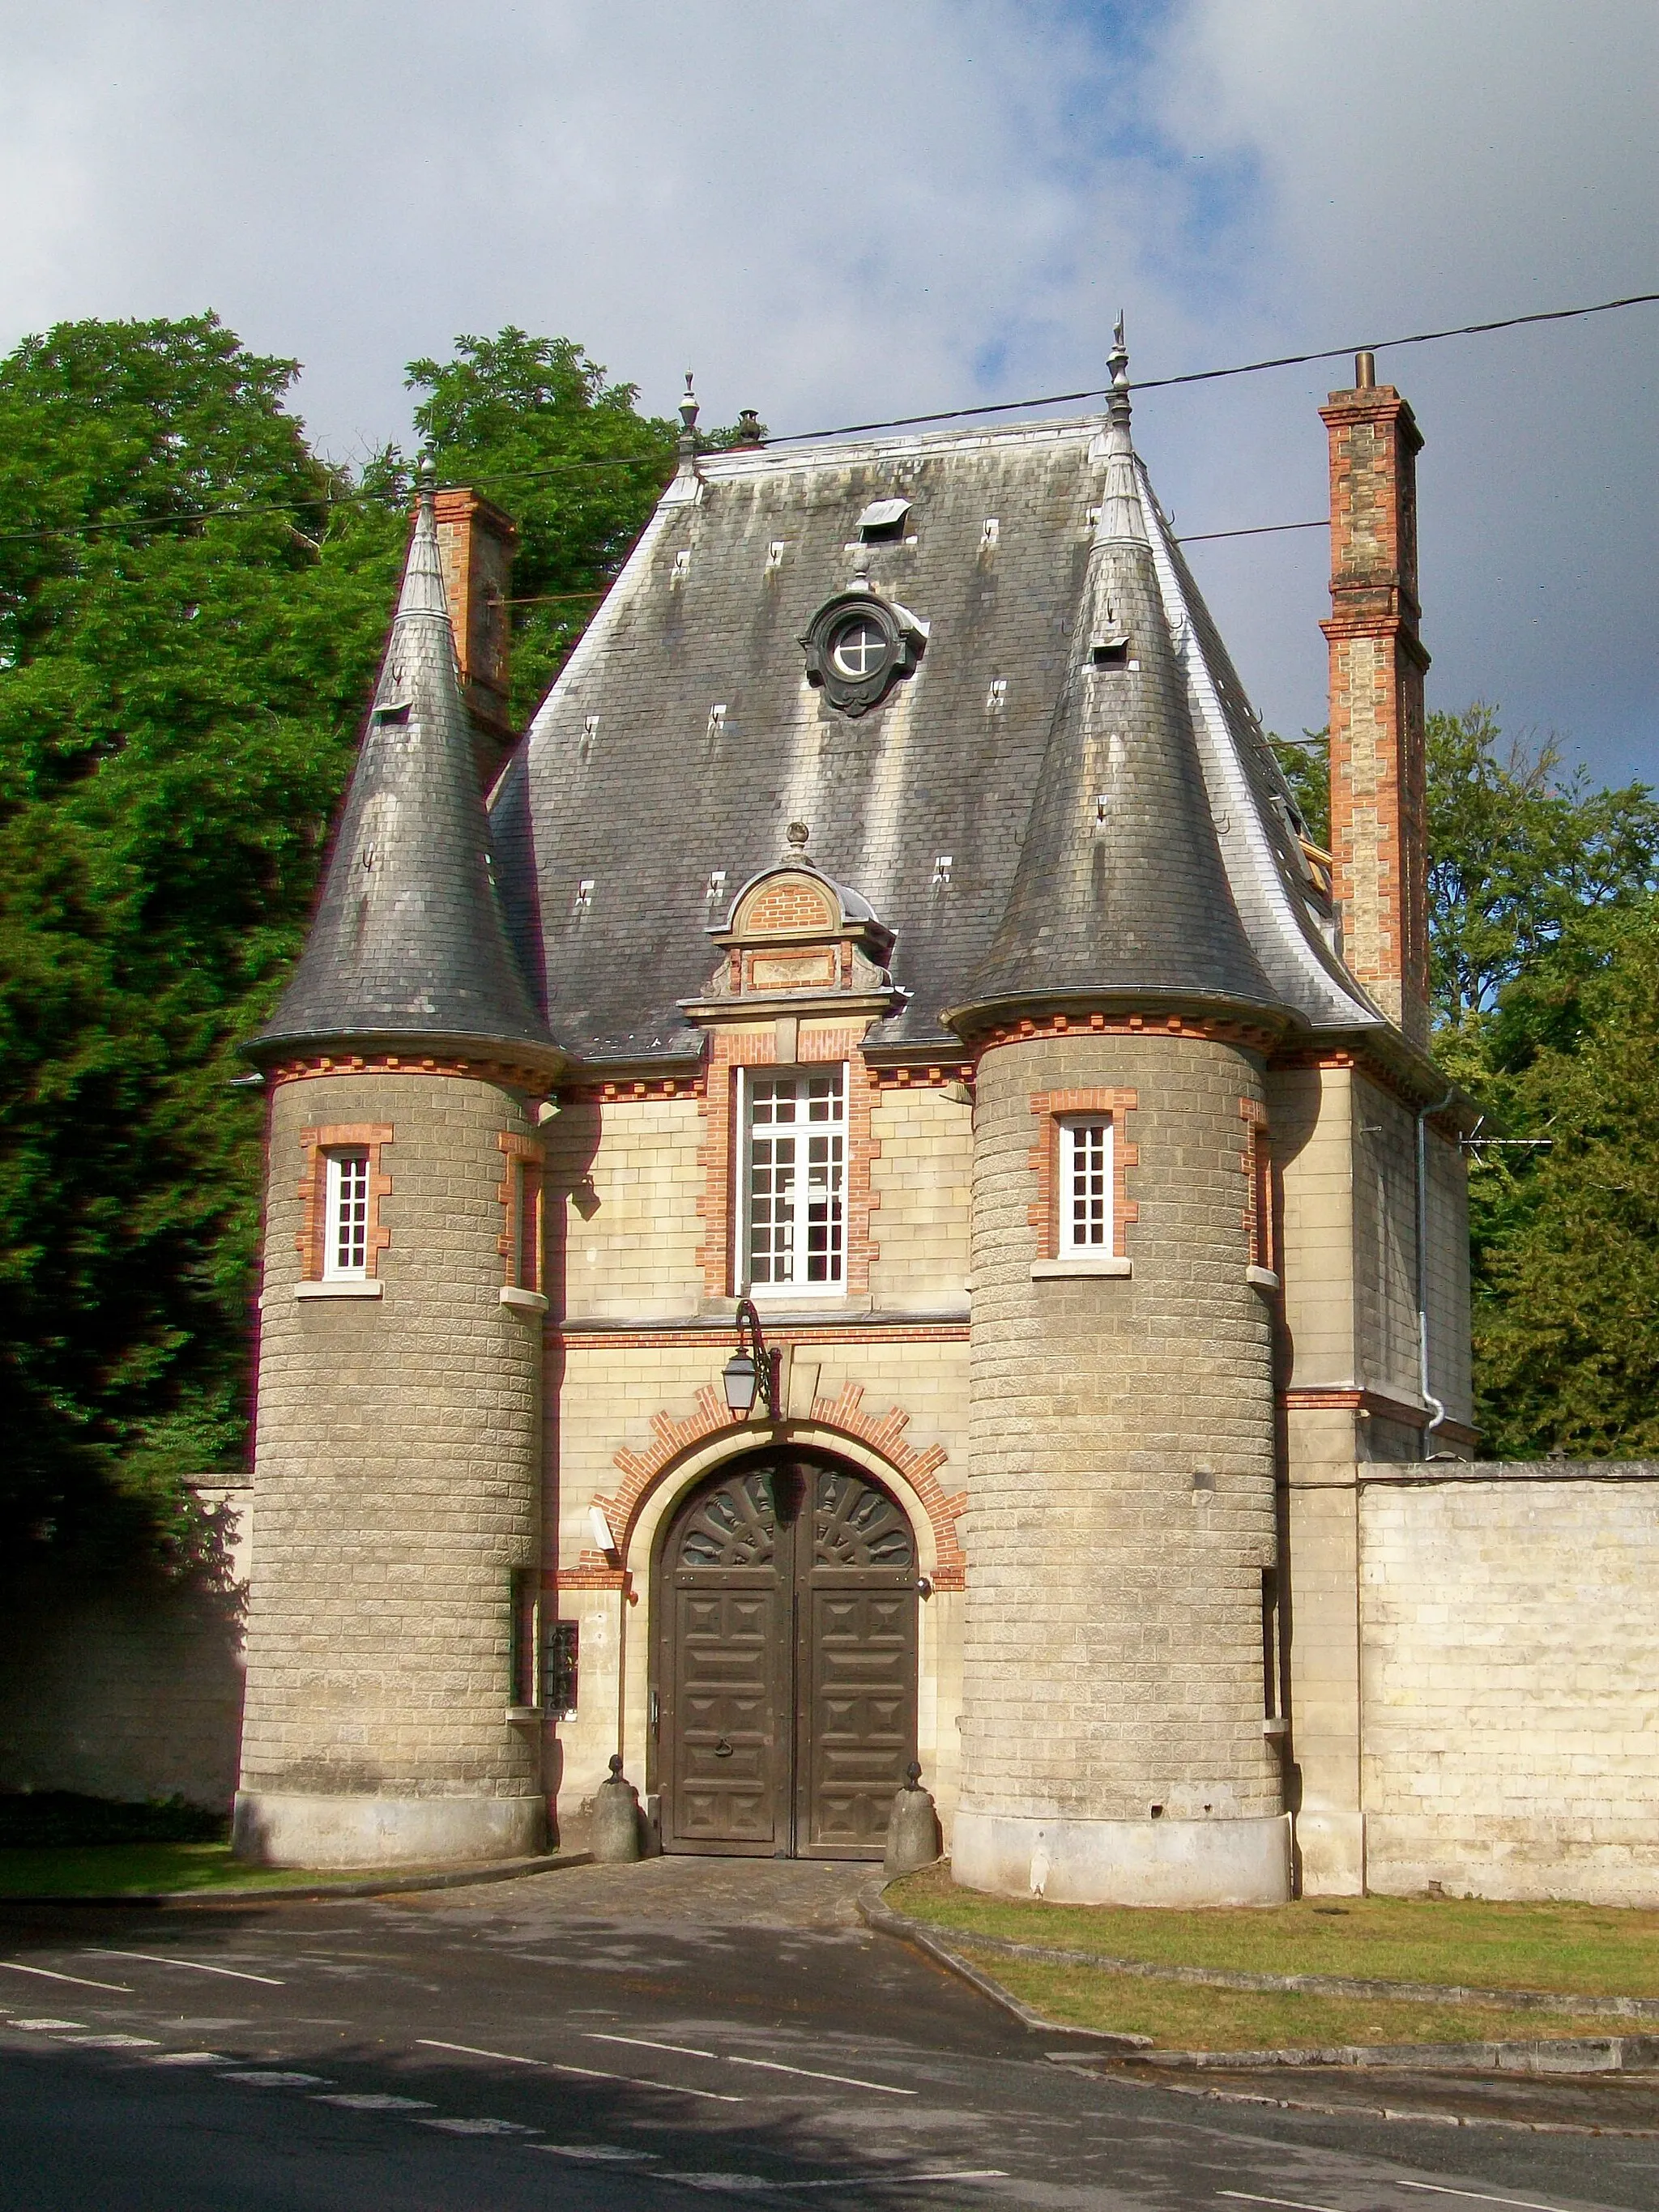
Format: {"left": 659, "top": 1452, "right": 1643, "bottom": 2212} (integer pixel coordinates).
{"left": 657, "top": 1452, "right": 917, "bottom": 1860}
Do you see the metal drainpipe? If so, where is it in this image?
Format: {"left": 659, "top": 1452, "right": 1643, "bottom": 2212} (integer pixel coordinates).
{"left": 1415, "top": 1088, "right": 1455, "bottom": 1460}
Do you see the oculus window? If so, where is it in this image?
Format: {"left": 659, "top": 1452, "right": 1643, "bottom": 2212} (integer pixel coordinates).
{"left": 743, "top": 1068, "right": 847, "bottom": 1291}
{"left": 800, "top": 590, "right": 926, "bottom": 718}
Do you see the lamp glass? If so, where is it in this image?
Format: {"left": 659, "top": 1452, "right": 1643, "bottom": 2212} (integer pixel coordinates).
{"left": 723, "top": 1351, "right": 758, "bottom": 1413}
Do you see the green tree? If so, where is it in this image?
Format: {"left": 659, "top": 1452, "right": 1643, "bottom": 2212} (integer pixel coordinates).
{"left": 1471, "top": 905, "right": 1659, "bottom": 1455}
{"left": 0, "top": 314, "right": 405, "bottom": 1563}
{"left": 407, "top": 330, "right": 679, "bottom": 722}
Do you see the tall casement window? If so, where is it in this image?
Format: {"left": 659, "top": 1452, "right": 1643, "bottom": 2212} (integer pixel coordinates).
{"left": 1241, "top": 1102, "right": 1277, "bottom": 1285}
{"left": 296, "top": 1123, "right": 392, "bottom": 1294}
{"left": 1057, "top": 1116, "right": 1113, "bottom": 1255}
{"left": 497, "top": 1132, "right": 548, "bottom": 1307}
{"left": 323, "top": 1151, "right": 371, "bottom": 1279}
{"left": 743, "top": 1067, "right": 847, "bottom": 1291}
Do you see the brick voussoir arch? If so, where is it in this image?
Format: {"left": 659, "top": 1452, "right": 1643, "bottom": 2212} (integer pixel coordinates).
{"left": 585, "top": 1380, "right": 966, "bottom": 1589}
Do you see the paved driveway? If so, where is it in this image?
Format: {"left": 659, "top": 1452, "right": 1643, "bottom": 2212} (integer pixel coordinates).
{"left": 2, "top": 1856, "right": 1657, "bottom": 2209}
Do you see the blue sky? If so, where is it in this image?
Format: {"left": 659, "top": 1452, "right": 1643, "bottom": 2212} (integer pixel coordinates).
{"left": 1, "top": 0, "right": 1653, "bottom": 783}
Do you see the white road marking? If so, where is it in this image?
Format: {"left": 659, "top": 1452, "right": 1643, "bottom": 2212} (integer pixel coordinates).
{"left": 649, "top": 2171, "right": 1009, "bottom": 2195}
{"left": 1, "top": 1961, "right": 130, "bottom": 1993}
{"left": 220, "top": 2070, "right": 333, "bottom": 2088}
{"left": 1399, "top": 2188, "right": 1581, "bottom": 2212}
{"left": 9, "top": 2018, "right": 86, "bottom": 2031}
{"left": 789, "top": 2176, "right": 1007, "bottom": 2193}
{"left": 58, "top": 2034, "right": 160, "bottom": 2049}
{"left": 314, "top": 2093, "right": 435, "bottom": 2112}
{"left": 535, "top": 2144, "right": 659, "bottom": 2163}
{"left": 417, "top": 2116, "right": 539, "bottom": 2136}
{"left": 416, "top": 2037, "right": 745, "bottom": 2104}
{"left": 1219, "top": 2195, "right": 1346, "bottom": 2212}
{"left": 147, "top": 2052, "right": 228, "bottom": 2067}
{"left": 588, "top": 2031, "right": 718, "bottom": 2060}
{"left": 726, "top": 2055, "right": 917, "bottom": 2095}
{"left": 653, "top": 2176, "right": 774, "bottom": 2195}
{"left": 87, "top": 1949, "right": 285, "bottom": 1986}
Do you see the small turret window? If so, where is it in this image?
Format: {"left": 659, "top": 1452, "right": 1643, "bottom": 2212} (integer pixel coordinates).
{"left": 1059, "top": 1118, "right": 1113, "bottom": 1254}
{"left": 323, "top": 1152, "right": 371, "bottom": 1278}
{"left": 498, "top": 1132, "right": 548, "bottom": 1311}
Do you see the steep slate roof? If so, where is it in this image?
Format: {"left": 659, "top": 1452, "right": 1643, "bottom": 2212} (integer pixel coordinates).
{"left": 252, "top": 484, "right": 559, "bottom": 1071}
{"left": 492, "top": 383, "right": 1381, "bottom": 1063}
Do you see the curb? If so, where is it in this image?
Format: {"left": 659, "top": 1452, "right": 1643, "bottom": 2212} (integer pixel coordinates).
{"left": 862, "top": 1886, "right": 1659, "bottom": 2077}
{"left": 857, "top": 1882, "right": 1152, "bottom": 2052}
{"left": 0, "top": 1849, "right": 593, "bottom": 1909}
{"left": 918, "top": 1924, "right": 1659, "bottom": 2023}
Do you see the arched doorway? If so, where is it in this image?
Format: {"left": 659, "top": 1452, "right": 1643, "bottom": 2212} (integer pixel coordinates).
{"left": 653, "top": 1449, "right": 919, "bottom": 1859}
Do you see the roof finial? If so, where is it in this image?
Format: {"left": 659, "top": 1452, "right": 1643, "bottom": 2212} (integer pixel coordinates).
{"left": 1107, "top": 313, "right": 1131, "bottom": 430}
{"left": 786, "top": 820, "right": 811, "bottom": 853}
{"left": 416, "top": 451, "right": 437, "bottom": 509}
{"left": 678, "top": 371, "right": 700, "bottom": 462}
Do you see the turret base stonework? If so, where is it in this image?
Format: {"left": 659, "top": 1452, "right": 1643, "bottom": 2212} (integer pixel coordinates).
{"left": 952, "top": 1810, "right": 1292, "bottom": 1907}
{"left": 232, "top": 1791, "right": 545, "bottom": 1869}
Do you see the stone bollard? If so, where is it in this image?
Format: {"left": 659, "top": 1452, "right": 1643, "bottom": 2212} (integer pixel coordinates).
{"left": 591, "top": 1754, "right": 642, "bottom": 1864}
{"left": 884, "top": 1762, "right": 942, "bottom": 1877}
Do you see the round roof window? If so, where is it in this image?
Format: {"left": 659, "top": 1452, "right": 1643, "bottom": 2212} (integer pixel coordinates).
{"left": 828, "top": 612, "right": 889, "bottom": 682}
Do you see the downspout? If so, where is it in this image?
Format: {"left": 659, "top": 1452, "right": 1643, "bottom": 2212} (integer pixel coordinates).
{"left": 1415, "top": 1088, "right": 1455, "bottom": 1459}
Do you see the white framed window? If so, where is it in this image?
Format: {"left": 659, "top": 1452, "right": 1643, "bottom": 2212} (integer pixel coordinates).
{"left": 322, "top": 1150, "right": 371, "bottom": 1279}
{"left": 741, "top": 1066, "right": 847, "bottom": 1292}
{"left": 1058, "top": 1116, "right": 1113, "bottom": 1255}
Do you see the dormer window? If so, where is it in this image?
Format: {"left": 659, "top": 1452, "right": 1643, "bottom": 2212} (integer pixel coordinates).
{"left": 856, "top": 497, "right": 911, "bottom": 542}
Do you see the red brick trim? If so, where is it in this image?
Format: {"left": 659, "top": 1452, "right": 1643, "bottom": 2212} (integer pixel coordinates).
{"left": 579, "top": 1375, "right": 966, "bottom": 1590}
{"left": 965, "top": 1011, "right": 1282, "bottom": 1054}
{"left": 1281, "top": 1386, "right": 1472, "bottom": 1440}
{"left": 296, "top": 1123, "right": 392, "bottom": 1280}
{"left": 697, "top": 1032, "right": 879, "bottom": 1298}
{"left": 558, "top": 1324, "right": 970, "bottom": 1349}
{"left": 866, "top": 1063, "right": 975, "bottom": 1091}
{"left": 270, "top": 1054, "right": 552, "bottom": 1090}
{"left": 1027, "top": 1089, "right": 1138, "bottom": 1261}
{"left": 497, "top": 1131, "right": 547, "bottom": 1293}
{"left": 1239, "top": 1097, "right": 1273, "bottom": 1273}
{"left": 561, "top": 1075, "right": 705, "bottom": 1105}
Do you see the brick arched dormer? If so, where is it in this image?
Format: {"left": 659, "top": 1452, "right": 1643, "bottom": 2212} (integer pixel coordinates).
{"left": 568, "top": 1380, "right": 966, "bottom": 1590}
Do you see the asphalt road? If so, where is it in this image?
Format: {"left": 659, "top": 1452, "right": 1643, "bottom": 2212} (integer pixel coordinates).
{"left": 2, "top": 1856, "right": 1657, "bottom": 2211}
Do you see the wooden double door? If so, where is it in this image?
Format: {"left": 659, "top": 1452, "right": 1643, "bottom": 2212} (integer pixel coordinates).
{"left": 655, "top": 1451, "right": 919, "bottom": 1859}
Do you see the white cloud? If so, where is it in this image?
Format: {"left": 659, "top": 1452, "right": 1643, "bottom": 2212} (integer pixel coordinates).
{"left": 0, "top": 0, "right": 1650, "bottom": 776}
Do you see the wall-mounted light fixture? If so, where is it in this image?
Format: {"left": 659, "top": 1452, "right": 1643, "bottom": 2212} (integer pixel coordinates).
{"left": 722, "top": 1298, "right": 780, "bottom": 1420}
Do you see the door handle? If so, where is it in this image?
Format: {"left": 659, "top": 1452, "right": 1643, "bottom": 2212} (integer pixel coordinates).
{"left": 650, "top": 1688, "right": 659, "bottom": 1735}
{"left": 714, "top": 1738, "right": 734, "bottom": 1759}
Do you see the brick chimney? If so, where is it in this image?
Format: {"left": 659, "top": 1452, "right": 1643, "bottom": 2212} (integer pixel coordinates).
{"left": 433, "top": 487, "right": 518, "bottom": 786}
{"left": 1320, "top": 353, "right": 1431, "bottom": 1047}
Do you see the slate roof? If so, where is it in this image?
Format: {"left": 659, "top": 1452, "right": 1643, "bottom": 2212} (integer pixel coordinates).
{"left": 490, "top": 393, "right": 1382, "bottom": 1063}
{"left": 251, "top": 485, "right": 560, "bottom": 1072}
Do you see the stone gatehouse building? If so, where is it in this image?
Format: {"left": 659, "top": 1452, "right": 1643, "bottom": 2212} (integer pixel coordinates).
{"left": 8, "top": 342, "right": 1657, "bottom": 1905}
{"left": 216, "top": 332, "right": 1507, "bottom": 1907}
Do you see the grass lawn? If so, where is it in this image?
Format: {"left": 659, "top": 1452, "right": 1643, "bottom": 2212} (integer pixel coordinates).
{"left": 951, "top": 1946, "right": 1630, "bottom": 2052}
{"left": 889, "top": 1862, "right": 1659, "bottom": 2003}
{"left": 0, "top": 1843, "right": 359, "bottom": 1897}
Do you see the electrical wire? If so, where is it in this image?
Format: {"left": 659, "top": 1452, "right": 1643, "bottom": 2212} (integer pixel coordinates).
{"left": 0, "top": 286, "right": 1651, "bottom": 553}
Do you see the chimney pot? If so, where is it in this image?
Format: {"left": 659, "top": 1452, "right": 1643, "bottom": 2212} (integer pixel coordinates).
{"left": 1354, "top": 350, "right": 1376, "bottom": 389}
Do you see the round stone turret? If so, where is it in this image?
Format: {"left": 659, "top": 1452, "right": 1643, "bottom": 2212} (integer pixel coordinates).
{"left": 233, "top": 485, "right": 561, "bottom": 1868}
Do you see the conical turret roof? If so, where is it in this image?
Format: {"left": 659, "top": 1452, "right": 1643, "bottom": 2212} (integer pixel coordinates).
{"left": 249, "top": 479, "right": 560, "bottom": 1072}
{"left": 949, "top": 339, "right": 1284, "bottom": 1029}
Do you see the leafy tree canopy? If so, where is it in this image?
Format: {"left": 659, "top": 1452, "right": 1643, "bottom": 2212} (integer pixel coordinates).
{"left": 0, "top": 315, "right": 710, "bottom": 1568}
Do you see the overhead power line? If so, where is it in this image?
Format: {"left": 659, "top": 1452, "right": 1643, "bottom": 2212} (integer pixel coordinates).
{"left": 0, "top": 287, "right": 1651, "bottom": 552}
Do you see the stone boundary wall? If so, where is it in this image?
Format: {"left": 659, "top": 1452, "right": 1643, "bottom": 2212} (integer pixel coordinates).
{"left": 1358, "top": 1460, "right": 1659, "bottom": 1904}
{"left": 0, "top": 1485, "right": 249, "bottom": 1812}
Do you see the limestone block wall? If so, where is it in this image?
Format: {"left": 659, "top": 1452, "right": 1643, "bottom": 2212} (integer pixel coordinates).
{"left": 1360, "top": 1466, "right": 1659, "bottom": 1903}
{"left": 868, "top": 1087, "right": 972, "bottom": 1311}
{"left": 241, "top": 1072, "right": 543, "bottom": 1827}
{"left": 963, "top": 1033, "right": 1282, "bottom": 1830}
{"left": 0, "top": 1558, "right": 245, "bottom": 1812}
{"left": 545, "top": 1095, "right": 704, "bottom": 1321}
{"left": 1351, "top": 1077, "right": 1420, "bottom": 1410}
{"left": 1425, "top": 1125, "right": 1473, "bottom": 1428}
{"left": 1272, "top": 1063, "right": 1356, "bottom": 1398}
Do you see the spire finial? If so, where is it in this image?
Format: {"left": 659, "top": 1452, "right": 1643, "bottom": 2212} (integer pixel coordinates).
{"left": 1107, "top": 313, "right": 1131, "bottom": 431}
{"left": 678, "top": 371, "right": 700, "bottom": 462}
{"left": 416, "top": 451, "right": 437, "bottom": 507}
